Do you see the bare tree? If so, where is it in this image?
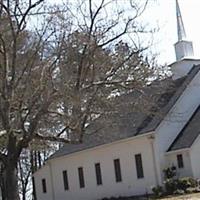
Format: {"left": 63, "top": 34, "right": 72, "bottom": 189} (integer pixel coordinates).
{"left": 18, "top": 147, "right": 51, "bottom": 200}
{"left": 18, "top": 153, "right": 32, "bottom": 200}
{"left": 0, "top": 0, "right": 157, "bottom": 199}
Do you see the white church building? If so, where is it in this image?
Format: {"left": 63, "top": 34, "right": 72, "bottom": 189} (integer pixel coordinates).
{"left": 33, "top": 1, "right": 200, "bottom": 200}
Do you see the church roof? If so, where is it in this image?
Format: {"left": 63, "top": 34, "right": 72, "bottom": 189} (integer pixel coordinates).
{"left": 50, "top": 65, "right": 200, "bottom": 160}
{"left": 168, "top": 104, "right": 200, "bottom": 152}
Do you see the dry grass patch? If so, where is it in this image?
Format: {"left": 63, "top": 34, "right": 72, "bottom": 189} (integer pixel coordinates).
{"left": 158, "top": 192, "right": 200, "bottom": 200}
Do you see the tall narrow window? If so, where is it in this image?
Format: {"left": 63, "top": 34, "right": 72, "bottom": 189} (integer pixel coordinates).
{"left": 95, "top": 163, "right": 102, "bottom": 185}
{"left": 42, "top": 178, "right": 47, "bottom": 193}
{"left": 113, "top": 159, "right": 122, "bottom": 182}
{"left": 63, "top": 170, "right": 69, "bottom": 190}
{"left": 78, "top": 167, "right": 85, "bottom": 188}
{"left": 135, "top": 154, "right": 144, "bottom": 179}
{"left": 177, "top": 154, "right": 184, "bottom": 168}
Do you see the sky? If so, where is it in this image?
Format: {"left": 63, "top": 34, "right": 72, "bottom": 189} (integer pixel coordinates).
{"left": 47, "top": 0, "right": 200, "bottom": 65}
{"left": 145, "top": 0, "right": 200, "bottom": 65}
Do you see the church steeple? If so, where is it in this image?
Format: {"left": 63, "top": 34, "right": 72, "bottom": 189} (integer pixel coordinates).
{"left": 176, "top": 0, "right": 186, "bottom": 41}
{"left": 171, "top": 0, "right": 200, "bottom": 80}
{"left": 174, "top": 0, "right": 194, "bottom": 61}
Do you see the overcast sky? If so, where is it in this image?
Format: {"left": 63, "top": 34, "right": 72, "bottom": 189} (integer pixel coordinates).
{"left": 145, "top": 0, "right": 200, "bottom": 64}
{"left": 47, "top": 0, "right": 200, "bottom": 65}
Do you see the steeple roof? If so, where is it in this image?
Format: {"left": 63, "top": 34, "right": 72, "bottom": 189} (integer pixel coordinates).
{"left": 176, "top": 0, "right": 186, "bottom": 41}
{"left": 174, "top": 0, "right": 194, "bottom": 62}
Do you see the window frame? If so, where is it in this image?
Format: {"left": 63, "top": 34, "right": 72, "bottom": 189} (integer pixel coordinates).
{"left": 42, "top": 178, "right": 47, "bottom": 193}
{"left": 78, "top": 167, "right": 85, "bottom": 188}
{"left": 95, "top": 162, "right": 103, "bottom": 185}
{"left": 113, "top": 158, "right": 122, "bottom": 182}
{"left": 62, "top": 170, "right": 69, "bottom": 190}
{"left": 177, "top": 154, "right": 184, "bottom": 168}
{"left": 135, "top": 153, "right": 144, "bottom": 179}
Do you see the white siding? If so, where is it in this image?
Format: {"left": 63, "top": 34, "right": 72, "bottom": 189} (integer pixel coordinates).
{"left": 190, "top": 136, "right": 200, "bottom": 178}
{"left": 154, "top": 69, "right": 200, "bottom": 184}
{"left": 35, "top": 136, "right": 157, "bottom": 200}
{"left": 166, "top": 151, "right": 193, "bottom": 178}
{"left": 34, "top": 164, "right": 53, "bottom": 200}
{"left": 33, "top": 65, "right": 200, "bottom": 200}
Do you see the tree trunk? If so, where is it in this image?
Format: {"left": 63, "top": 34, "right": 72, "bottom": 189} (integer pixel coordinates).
{"left": 32, "top": 177, "right": 37, "bottom": 200}
{"left": 0, "top": 177, "right": 6, "bottom": 200}
{"left": 30, "top": 152, "right": 37, "bottom": 200}
{"left": 4, "top": 162, "right": 20, "bottom": 200}
{"left": 22, "top": 189, "right": 26, "bottom": 200}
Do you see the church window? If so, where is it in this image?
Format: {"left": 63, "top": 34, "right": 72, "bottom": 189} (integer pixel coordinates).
{"left": 95, "top": 163, "right": 103, "bottom": 185}
{"left": 62, "top": 170, "right": 69, "bottom": 190}
{"left": 42, "top": 178, "right": 47, "bottom": 193}
{"left": 135, "top": 154, "right": 144, "bottom": 179}
{"left": 78, "top": 167, "right": 85, "bottom": 188}
{"left": 114, "top": 159, "right": 122, "bottom": 182}
{"left": 177, "top": 154, "right": 184, "bottom": 168}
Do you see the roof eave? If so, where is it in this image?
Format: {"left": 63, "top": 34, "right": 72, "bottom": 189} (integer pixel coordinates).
{"left": 165, "top": 147, "right": 190, "bottom": 155}
{"left": 49, "top": 131, "right": 155, "bottom": 161}
{"left": 169, "top": 58, "right": 200, "bottom": 67}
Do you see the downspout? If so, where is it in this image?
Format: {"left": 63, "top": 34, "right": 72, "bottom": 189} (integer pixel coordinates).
{"left": 49, "top": 161, "right": 55, "bottom": 200}
{"left": 148, "top": 134, "right": 159, "bottom": 186}
{"left": 188, "top": 149, "right": 194, "bottom": 178}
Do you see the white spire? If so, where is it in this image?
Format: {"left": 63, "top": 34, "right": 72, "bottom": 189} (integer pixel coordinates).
{"left": 171, "top": 0, "right": 200, "bottom": 80}
{"left": 174, "top": 0, "right": 194, "bottom": 61}
{"left": 176, "top": 0, "right": 186, "bottom": 41}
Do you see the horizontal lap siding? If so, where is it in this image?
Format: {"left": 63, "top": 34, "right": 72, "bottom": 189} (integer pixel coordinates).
{"left": 154, "top": 70, "right": 200, "bottom": 184}
{"left": 166, "top": 151, "right": 193, "bottom": 178}
{"left": 50, "top": 136, "right": 157, "bottom": 200}
{"left": 33, "top": 165, "right": 53, "bottom": 200}
{"left": 190, "top": 137, "right": 200, "bottom": 178}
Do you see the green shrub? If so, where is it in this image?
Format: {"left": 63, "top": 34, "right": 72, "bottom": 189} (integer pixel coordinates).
{"left": 177, "top": 177, "right": 197, "bottom": 192}
{"left": 173, "top": 189, "right": 185, "bottom": 195}
{"left": 163, "top": 166, "right": 176, "bottom": 179}
{"left": 152, "top": 185, "right": 164, "bottom": 197}
{"left": 164, "top": 178, "right": 179, "bottom": 195}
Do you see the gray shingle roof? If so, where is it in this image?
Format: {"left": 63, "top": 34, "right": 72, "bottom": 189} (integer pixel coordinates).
{"left": 50, "top": 65, "right": 200, "bottom": 159}
{"left": 168, "top": 105, "right": 200, "bottom": 152}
